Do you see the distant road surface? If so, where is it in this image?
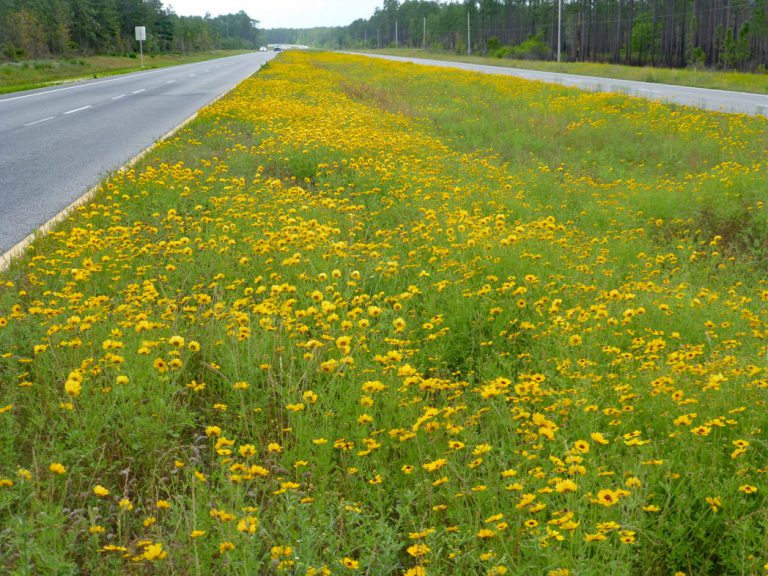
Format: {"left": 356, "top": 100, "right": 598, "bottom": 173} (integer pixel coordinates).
{"left": 351, "top": 52, "right": 768, "bottom": 118}
{"left": 0, "top": 52, "right": 274, "bottom": 256}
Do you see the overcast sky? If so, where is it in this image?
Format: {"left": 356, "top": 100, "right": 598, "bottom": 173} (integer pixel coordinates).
{"left": 166, "top": 0, "right": 384, "bottom": 29}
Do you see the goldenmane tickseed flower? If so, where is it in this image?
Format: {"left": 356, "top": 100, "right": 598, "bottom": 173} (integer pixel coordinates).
{"left": 406, "top": 543, "right": 430, "bottom": 557}
{"left": 168, "top": 335, "right": 185, "bottom": 348}
{"left": 100, "top": 544, "right": 127, "bottom": 553}
{"left": 572, "top": 440, "right": 590, "bottom": 453}
{"left": 341, "top": 557, "right": 360, "bottom": 570}
{"left": 555, "top": 479, "right": 578, "bottom": 493}
{"left": 619, "top": 530, "right": 636, "bottom": 544}
{"left": 739, "top": 484, "right": 758, "bottom": 495}
{"left": 64, "top": 378, "right": 81, "bottom": 397}
{"left": 691, "top": 425, "right": 711, "bottom": 436}
{"left": 422, "top": 458, "right": 447, "bottom": 472}
{"left": 93, "top": 485, "right": 110, "bottom": 497}
{"left": 592, "top": 489, "right": 621, "bottom": 507}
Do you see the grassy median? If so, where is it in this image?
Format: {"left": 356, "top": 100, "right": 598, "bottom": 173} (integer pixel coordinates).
{"left": 0, "top": 51, "right": 767, "bottom": 575}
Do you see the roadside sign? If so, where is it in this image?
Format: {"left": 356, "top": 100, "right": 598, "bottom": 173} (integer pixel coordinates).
{"left": 135, "top": 26, "right": 146, "bottom": 68}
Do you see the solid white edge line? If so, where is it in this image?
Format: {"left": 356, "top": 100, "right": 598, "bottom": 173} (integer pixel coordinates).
{"left": 24, "top": 116, "right": 55, "bottom": 127}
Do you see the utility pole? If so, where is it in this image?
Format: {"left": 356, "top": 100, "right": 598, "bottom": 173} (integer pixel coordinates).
{"left": 557, "top": 0, "right": 562, "bottom": 62}
{"left": 467, "top": 11, "right": 471, "bottom": 56}
{"left": 395, "top": 20, "right": 398, "bottom": 49}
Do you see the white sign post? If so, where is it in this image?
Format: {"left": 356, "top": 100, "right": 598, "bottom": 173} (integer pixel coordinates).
{"left": 135, "top": 26, "right": 146, "bottom": 68}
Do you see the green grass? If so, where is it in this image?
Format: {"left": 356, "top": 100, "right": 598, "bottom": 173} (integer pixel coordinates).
{"left": 358, "top": 48, "right": 768, "bottom": 95}
{"left": 0, "top": 51, "right": 253, "bottom": 95}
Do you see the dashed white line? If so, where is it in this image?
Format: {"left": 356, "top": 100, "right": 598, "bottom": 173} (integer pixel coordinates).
{"left": 24, "top": 116, "right": 55, "bottom": 126}
{"left": 132, "top": 88, "right": 146, "bottom": 94}
{"left": 166, "top": 80, "right": 175, "bottom": 84}
{"left": 112, "top": 94, "right": 126, "bottom": 100}
{"left": 63, "top": 105, "right": 92, "bottom": 115}
{"left": 189, "top": 73, "right": 196, "bottom": 77}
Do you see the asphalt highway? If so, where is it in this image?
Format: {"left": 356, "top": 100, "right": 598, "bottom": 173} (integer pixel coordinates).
{"left": 0, "top": 52, "right": 274, "bottom": 256}
{"left": 354, "top": 52, "right": 768, "bottom": 118}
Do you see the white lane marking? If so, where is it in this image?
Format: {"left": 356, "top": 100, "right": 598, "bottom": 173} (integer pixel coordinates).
{"left": 63, "top": 105, "right": 92, "bottom": 115}
{"left": 166, "top": 80, "right": 175, "bottom": 84}
{"left": 24, "top": 116, "right": 55, "bottom": 126}
{"left": 204, "top": 68, "right": 209, "bottom": 72}
{"left": 189, "top": 73, "right": 196, "bottom": 77}
{"left": 112, "top": 94, "right": 126, "bottom": 100}
{"left": 132, "top": 88, "right": 146, "bottom": 94}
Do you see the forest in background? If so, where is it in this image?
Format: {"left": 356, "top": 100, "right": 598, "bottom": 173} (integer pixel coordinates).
{"left": 0, "top": 0, "right": 261, "bottom": 59}
{"left": 267, "top": 0, "right": 768, "bottom": 70}
{"left": 2, "top": 0, "right": 765, "bottom": 72}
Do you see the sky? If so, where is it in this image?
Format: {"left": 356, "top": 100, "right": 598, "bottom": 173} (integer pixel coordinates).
{"left": 166, "top": 0, "right": 384, "bottom": 29}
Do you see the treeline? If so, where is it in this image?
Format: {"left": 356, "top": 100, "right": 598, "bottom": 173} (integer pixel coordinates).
{"left": 272, "top": 0, "right": 768, "bottom": 70}
{"left": 0, "top": 0, "right": 261, "bottom": 60}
